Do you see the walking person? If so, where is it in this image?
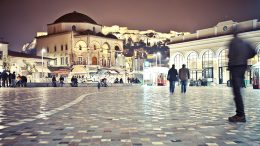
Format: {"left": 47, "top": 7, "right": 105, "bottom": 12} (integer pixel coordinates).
{"left": 11, "top": 72, "right": 16, "bottom": 87}
{"left": 59, "top": 75, "right": 64, "bottom": 87}
{"left": 179, "top": 64, "right": 190, "bottom": 93}
{"left": 228, "top": 29, "right": 256, "bottom": 123}
{"left": 52, "top": 75, "right": 57, "bottom": 87}
{"left": 167, "top": 64, "right": 178, "bottom": 94}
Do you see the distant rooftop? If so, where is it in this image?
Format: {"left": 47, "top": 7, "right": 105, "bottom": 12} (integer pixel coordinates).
{"left": 8, "top": 50, "right": 53, "bottom": 60}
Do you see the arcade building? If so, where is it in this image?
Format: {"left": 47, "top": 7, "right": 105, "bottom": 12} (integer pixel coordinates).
{"left": 168, "top": 20, "right": 260, "bottom": 85}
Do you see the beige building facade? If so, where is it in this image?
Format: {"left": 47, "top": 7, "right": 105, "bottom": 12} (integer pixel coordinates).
{"left": 0, "top": 42, "right": 8, "bottom": 72}
{"left": 36, "top": 11, "right": 123, "bottom": 70}
{"left": 168, "top": 20, "right": 260, "bottom": 84}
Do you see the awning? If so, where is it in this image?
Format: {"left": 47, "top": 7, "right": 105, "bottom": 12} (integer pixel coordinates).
{"left": 71, "top": 65, "right": 87, "bottom": 73}
{"left": 34, "top": 67, "right": 51, "bottom": 73}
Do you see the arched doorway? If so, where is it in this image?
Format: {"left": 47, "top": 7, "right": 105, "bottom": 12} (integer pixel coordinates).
{"left": 202, "top": 50, "right": 214, "bottom": 81}
{"left": 218, "top": 49, "right": 228, "bottom": 84}
{"left": 92, "top": 57, "right": 97, "bottom": 65}
{"left": 187, "top": 52, "right": 198, "bottom": 80}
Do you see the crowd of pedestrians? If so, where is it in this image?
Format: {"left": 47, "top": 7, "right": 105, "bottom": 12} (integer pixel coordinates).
{"left": 0, "top": 71, "right": 27, "bottom": 88}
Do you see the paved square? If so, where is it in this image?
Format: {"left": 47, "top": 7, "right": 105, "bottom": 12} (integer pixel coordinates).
{"left": 0, "top": 86, "right": 259, "bottom": 146}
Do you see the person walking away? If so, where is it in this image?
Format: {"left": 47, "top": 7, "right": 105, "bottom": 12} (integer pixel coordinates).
{"left": 179, "top": 64, "right": 190, "bottom": 93}
{"left": 228, "top": 29, "right": 256, "bottom": 123}
{"left": 11, "top": 72, "right": 16, "bottom": 87}
{"left": 52, "top": 75, "right": 57, "bottom": 87}
{"left": 167, "top": 64, "right": 178, "bottom": 94}
{"left": 59, "top": 75, "right": 64, "bottom": 87}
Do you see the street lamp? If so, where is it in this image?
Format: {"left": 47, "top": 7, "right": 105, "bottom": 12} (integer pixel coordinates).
{"left": 41, "top": 48, "right": 46, "bottom": 78}
{"left": 153, "top": 53, "right": 157, "bottom": 67}
{"left": 157, "top": 52, "right": 161, "bottom": 67}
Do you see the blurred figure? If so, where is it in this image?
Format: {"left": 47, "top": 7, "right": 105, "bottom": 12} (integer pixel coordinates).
{"left": 21, "top": 76, "right": 27, "bottom": 87}
{"left": 228, "top": 29, "right": 257, "bottom": 123}
{"left": 52, "top": 75, "right": 57, "bottom": 87}
{"left": 59, "top": 75, "right": 64, "bottom": 87}
{"left": 167, "top": 64, "right": 178, "bottom": 94}
{"left": 11, "top": 72, "right": 16, "bottom": 87}
{"left": 179, "top": 64, "right": 190, "bottom": 93}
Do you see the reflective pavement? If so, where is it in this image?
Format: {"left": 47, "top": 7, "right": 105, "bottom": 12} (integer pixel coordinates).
{"left": 0, "top": 86, "right": 260, "bottom": 146}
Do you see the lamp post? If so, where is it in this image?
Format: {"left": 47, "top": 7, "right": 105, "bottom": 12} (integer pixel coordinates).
{"left": 41, "top": 49, "right": 46, "bottom": 78}
{"left": 157, "top": 52, "right": 161, "bottom": 67}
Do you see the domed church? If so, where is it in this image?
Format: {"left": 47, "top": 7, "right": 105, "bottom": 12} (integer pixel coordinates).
{"left": 36, "top": 11, "right": 123, "bottom": 72}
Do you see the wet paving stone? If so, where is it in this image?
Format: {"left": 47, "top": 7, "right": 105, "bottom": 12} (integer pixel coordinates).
{"left": 0, "top": 86, "right": 260, "bottom": 145}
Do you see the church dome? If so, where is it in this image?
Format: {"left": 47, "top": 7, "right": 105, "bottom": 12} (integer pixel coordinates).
{"left": 54, "top": 11, "right": 98, "bottom": 24}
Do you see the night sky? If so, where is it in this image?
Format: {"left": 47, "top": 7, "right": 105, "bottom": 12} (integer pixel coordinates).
{"left": 0, "top": 0, "right": 260, "bottom": 51}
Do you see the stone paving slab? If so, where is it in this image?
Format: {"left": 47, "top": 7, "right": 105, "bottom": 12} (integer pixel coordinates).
{"left": 0, "top": 86, "right": 260, "bottom": 146}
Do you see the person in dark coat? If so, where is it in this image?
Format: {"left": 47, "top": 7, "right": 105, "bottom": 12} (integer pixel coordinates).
{"left": 1, "top": 71, "right": 8, "bottom": 87}
{"left": 21, "top": 76, "right": 27, "bottom": 87}
{"left": 52, "top": 75, "right": 57, "bottom": 87}
{"left": 227, "top": 29, "right": 257, "bottom": 123}
{"left": 59, "top": 75, "right": 64, "bottom": 87}
{"left": 167, "top": 64, "right": 178, "bottom": 94}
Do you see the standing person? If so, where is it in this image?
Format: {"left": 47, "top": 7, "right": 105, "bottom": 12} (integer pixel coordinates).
{"left": 8, "top": 72, "right": 12, "bottom": 87}
{"left": 11, "top": 72, "right": 16, "bottom": 87}
{"left": 59, "top": 75, "right": 64, "bottom": 87}
{"left": 228, "top": 29, "right": 256, "bottom": 123}
{"left": 52, "top": 75, "right": 57, "bottom": 87}
{"left": 0, "top": 72, "right": 2, "bottom": 87}
{"left": 167, "top": 64, "right": 178, "bottom": 94}
{"left": 2, "top": 71, "right": 7, "bottom": 87}
{"left": 179, "top": 64, "right": 190, "bottom": 93}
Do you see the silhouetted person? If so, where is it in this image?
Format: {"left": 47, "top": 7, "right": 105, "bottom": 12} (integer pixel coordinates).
{"left": 21, "top": 76, "right": 27, "bottom": 87}
{"left": 1, "top": 71, "right": 8, "bottom": 87}
{"left": 52, "top": 75, "right": 57, "bottom": 87}
{"left": 59, "top": 75, "right": 64, "bottom": 87}
{"left": 167, "top": 64, "right": 178, "bottom": 94}
{"left": 11, "top": 72, "right": 16, "bottom": 87}
{"left": 179, "top": 64, "right": 190, "bottom": 93}
{"left": 120, "top": 78, "right": 123, "bottom": 83}
{"left": 228, "top": 29, "right": 256, "bottom": 122}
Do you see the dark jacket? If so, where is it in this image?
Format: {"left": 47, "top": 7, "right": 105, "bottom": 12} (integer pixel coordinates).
{"left": 167, "top": 68, "right": 178, "bottom": 81}
{"left": 228, "top": 37, "right": 256, "bottom": 66}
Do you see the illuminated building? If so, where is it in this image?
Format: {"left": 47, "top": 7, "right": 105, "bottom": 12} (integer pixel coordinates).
{"left": 36, "top": 11, "right": 124, "bottom": 75}
{"left": 168, "top": 20, "right": 260, "bottom": 85}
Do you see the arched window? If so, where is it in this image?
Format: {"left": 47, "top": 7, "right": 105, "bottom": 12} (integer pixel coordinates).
{"left": 218, "top": 49, "right": 228, "bottom": 67}
{"left": 202, "top": 50, "right": 214, "bottom": 79}
{"left": 202, "top": 50, "right": 213, "bottom": 68}
{"left": 174, "top": 54, "right": 184, "bottom": 69}
{"left": 187, "top": 52, "right": 197, "bottom": 69}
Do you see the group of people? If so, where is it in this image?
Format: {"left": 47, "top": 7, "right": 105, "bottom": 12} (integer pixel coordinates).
{"left": 127, "top": 77, "right": 140, "bottom": 84}
{"left": 51, "top": 75, "right": 66, "bottom": 87}
{"left": 0, "top": 71, "right": 27, "bottom": 87}
{"left": 167, "top": 64, "right": 190, "bottom": 94}
{"left": 114, "top": 78, "right": 124, "bottom": 84}
{"left": 167, "top": 30, "right": 257, "bottom": 123}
